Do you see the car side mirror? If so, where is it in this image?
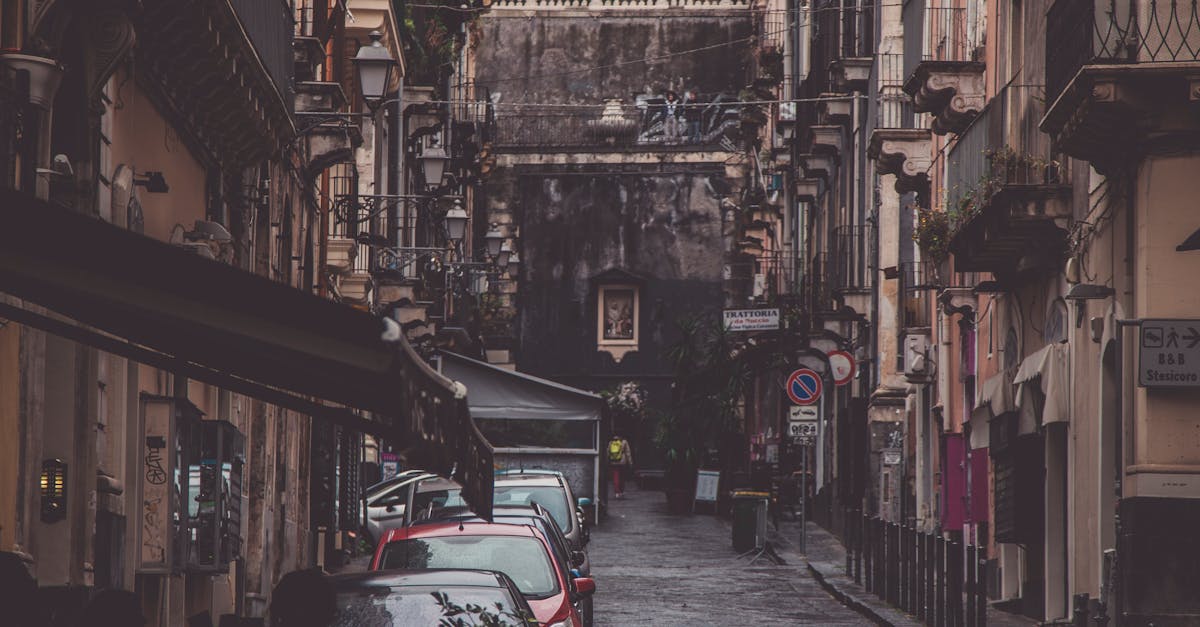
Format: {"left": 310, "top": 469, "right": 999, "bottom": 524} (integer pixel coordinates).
{"left": 571, "top": 550, "right": 585, "bottom": 567}
{"left": 577, "top": 497, "right": 592, "bottom": 507}
{"left": 573, "top": 577, "right": 596, "bottom": 596}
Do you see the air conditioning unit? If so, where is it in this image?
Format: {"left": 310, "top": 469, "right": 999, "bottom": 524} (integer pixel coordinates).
{"left": 904, "top": 332, "right": 932, "bottom": 381}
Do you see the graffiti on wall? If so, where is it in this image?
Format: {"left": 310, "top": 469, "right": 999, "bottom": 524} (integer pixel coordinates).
{"left": 632, "top": 87, "right": 741, "bottom": 147}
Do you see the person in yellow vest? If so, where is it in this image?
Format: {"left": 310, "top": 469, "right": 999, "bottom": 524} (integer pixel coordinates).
{"left": 608, "top": 434, "right": 633, "bottom": 499}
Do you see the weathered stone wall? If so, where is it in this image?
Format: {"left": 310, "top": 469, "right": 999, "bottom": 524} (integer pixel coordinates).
{"left": 475, "top": 12, "right": 753, "bottom": 104}
{"left": 477, "top": 10, "right": 753, "bottom": 463}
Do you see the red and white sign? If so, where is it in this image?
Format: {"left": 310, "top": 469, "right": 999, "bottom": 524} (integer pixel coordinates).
{"left": 786, "top": 368, "right": 822, "bottom": 406}
{"left": 828, "top": 350, "right": 856, "bottom": 387}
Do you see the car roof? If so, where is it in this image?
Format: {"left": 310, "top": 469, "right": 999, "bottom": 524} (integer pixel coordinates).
{"left": 328, "top": 569, "right": 508, "bottom": 590}
{"left": 414, "top": 476, "right": 461, "bottom": 492}
{"left": 495, "top": 468, "right": 563, "bottom": 477}
{"left": 381, "top": 521, "right": 540, "bottom": 543}
{"left": 495, "top": 474, "right": 562, "bottom": 488}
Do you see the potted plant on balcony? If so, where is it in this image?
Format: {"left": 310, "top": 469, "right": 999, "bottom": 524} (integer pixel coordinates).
{"left": 656, "top": 315, "right": 748, "bottom": 514}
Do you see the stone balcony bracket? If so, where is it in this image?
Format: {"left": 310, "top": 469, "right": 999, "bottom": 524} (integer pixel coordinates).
{"left": 818, "top": 93, "right": 854, "bottom": 126}
{"left": 938, "top": 286, "right": 976, "bottom": 313}
{"left": 904, "top": 61, "right": 985, "bottom": 135}
{"left": 795, "top": 177, "right": 825, "bottom": 203}
{"left": 799, "top": 153, "right": 836, "bottom": 181}
{"left": 324, "top": 236, "right": 357, "bottom": 275}
{"left": 338, "top": 271, "right": 374, "bottom": 304}
{"left": 1041, "top": 62, "right": 1200, "bottom": 176}
{"left": 293, "top": 36, "right": 326, "bottom": 83}
{"left": 305, "top": 123, "right": 363, "bottom": 180}
{"left": 809, "top": 125, "right": 845, "bottom": 156}
{"left": 868, "top": 128, "right": 933, "bottom": 194}
{"left": 295, "top": 81, "right": 348, "bottom": 114}
{"left": 832, "top": 57, "right": 873, "bottom": 93}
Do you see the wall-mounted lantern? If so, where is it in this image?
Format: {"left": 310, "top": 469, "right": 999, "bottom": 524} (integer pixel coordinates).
{"left": 444, "top": 200, "right": 469, "bottom": 243}
{"left": 484, "top": 225, "right": 504, "bottom": 259}
{"left": 352, "top": 31, "right": 396, "bottom": 108}
{"left": 40, "top": 458, "right": 67, "bottom": 523}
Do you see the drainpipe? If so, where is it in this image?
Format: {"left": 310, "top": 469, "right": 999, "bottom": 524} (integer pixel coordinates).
{"left": 394, "top": 77, "right": 405, "bottom": 247}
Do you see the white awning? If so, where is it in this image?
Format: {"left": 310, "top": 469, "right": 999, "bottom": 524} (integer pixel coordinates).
{"left": 975, "top": 368, "right": 1017, "bottom": 416}
{"left": 1013, "top": 343, "right": 1070, "bottom": 425}
{"left": 968, "top": 405, "right": 990, "bottom": 449}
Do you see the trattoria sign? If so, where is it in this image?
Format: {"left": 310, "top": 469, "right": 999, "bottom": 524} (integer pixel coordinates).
{"left": 722, "top": 308, "right": 780, "bottom": 331}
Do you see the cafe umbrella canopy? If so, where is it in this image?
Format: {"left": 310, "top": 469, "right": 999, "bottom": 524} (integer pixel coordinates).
{"left": 0, "top": 187, "right": 494, "bottom": 517}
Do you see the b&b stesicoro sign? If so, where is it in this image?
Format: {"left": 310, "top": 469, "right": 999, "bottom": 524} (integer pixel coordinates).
{"left": 1139, "top": 319, "right": 1200, "bottom": 387}
{"left": 722, "top": 308, "right": 780, "bottom": 332}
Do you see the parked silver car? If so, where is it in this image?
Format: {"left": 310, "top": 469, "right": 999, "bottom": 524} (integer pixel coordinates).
{"left": 360, "top": 470, "right": 440, "bottom": 548}
{"left": 492, "top": 470, "right": 591, "bottom": 575}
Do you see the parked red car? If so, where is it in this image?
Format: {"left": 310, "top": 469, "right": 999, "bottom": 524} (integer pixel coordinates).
{"left": 371, "top": 522, "right": 595, "bottom": 627}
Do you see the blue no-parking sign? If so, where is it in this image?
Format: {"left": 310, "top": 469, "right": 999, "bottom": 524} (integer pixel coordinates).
{"left": 786, "top": 368, "right": 822, "bottom": 406}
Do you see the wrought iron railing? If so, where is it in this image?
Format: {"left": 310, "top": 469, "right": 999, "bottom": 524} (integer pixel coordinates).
{"left": 904, "top": 2, "right": 979, "bottom": 79}
{"left": 727, "top": 252, "right": 808, "bottom": 306}
{"left": 815, "top": 0, "right": 875, "bottom": 63}
{"left": 759, "top": 8, "right": 787, "bottom": 53}
{"left": 327, "top": 163, "right": 357, "bottom": 238}
{"left": 493, "top": 100, "right": 742, "bottom": 150}
{"left": 294, "top": 0, "right": 316, "bottom": 37}
{"left": 809, "top": 251, "right": 834, "bottom": 313}
{"left": 945, "top": 84, "right": 1067, "bottom": 227}
{"left": 1047, "top": 0, "right": 1200, "bottom": 105}
{"left": 899, "top": 261, "right": 935, "bottom": 330}
{"left": 876, "top": 53, "right": 914, "bottom": 129}
{"left": 832, "top": 224, "right": 876, "bottom": 292}
{"left": 230, "top": 0, "right": 295, "bottom": 103}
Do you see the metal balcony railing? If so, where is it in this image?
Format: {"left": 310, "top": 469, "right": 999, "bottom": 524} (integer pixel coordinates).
{"left": 327, "top": 163, "right": 357, "bottom": 238}
{"left": 815, "top": 0, "right": 875, "bottom": 64}
{"left": 945, "top": 83, "right": 1067, "bottom": 228}
{"left": 294, "top": 0, "right": 316, "bottom": 37}
{"left": 727, "top": 253, "right": 808, "bottom": 306}
{"left": 1047, "top": 0, "right": 1200, "bottom": 106}
{"left": 903, "top": 2, "right": 979, "bottom": 81}
{"left": 832, "top": 224, "right": 876, "bottom": 292}
{"left": 899, "top": 261, "right": 936, "bottom": 330}
{"left": 759, "top": 8, "right": 787, "bottom": 53}
{"left": 876, "top": 53, "right": 914, "bottom": 129}
{"left": 230, "top": 0, "right": 294, "bottom": 102}
{"left": 493, "top": 99, "right": 741, "bottom": 150}
{"left": 809, "top": 251, "right": 834, "bottom": 313}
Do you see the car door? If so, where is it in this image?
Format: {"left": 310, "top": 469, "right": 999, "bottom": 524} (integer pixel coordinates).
{"left": 365, "top": 473, "right": 434, "bottom": 541}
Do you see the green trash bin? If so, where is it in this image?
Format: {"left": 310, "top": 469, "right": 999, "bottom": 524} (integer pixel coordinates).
{"left": 731, "top": 490, "right": 768, "bottom": 552}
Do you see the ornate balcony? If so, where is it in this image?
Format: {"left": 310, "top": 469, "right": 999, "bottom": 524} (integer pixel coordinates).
{"left": 947, "top": 85, "right": 1072, "bottom": 275}
{"left": 868, "top": 128, "right": 932, "bottom": 194}
{"left": 817, "top": 93, "right": 853, "bottom": 126}
{"left": 1042, "top": 0, "right": 1200, "bottom": 174}
{"left": 832, "top": 223, "right": 876, "bottom": 314}
{"left": 902, "top": 5, "right": 985, "bottom": 135}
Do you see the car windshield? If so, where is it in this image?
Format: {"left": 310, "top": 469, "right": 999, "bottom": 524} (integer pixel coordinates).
{"left": 379, "top": 536, "right": 559, "bottom": 598}
{"left": 333, "top": 585, "right": 531, "bottom": 627}
{"left": 494, "top": 486, "right": 572, "bottom": 532}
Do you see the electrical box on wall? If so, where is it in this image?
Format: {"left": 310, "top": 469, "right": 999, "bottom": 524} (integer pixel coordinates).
{"left": 186, "top": 419, "right": 245, "bottom": 573}
{"left": 904, "top": 332, "right": 932, "bottom": 381}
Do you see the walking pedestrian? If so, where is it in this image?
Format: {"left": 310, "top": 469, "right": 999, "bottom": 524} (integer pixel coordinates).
{"left": 608, "top": 434, "right": 633, "bottom": 499}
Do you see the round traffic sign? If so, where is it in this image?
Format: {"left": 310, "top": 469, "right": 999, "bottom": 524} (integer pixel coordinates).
{"left": 828, "top": 350, "right": 856, "bottom": 387}
{"left": 786, "top": 368, "right": 822, "bottom": 406}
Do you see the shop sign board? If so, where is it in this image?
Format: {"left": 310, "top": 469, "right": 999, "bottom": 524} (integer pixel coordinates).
{"left": 723, "top": 308, "right": 780, "bottom": 332}
{"left": 1139, "top": 319, "right": 1200, "bottom": 387}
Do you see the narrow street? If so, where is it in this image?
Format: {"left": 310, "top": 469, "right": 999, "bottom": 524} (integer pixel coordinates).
{"left": 588, "top": 486, "right": 870, "bottom": 626}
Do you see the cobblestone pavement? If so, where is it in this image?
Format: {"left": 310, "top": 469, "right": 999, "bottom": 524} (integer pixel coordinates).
{"left": 588, "top": 486, "right": 872, "bottom": 626}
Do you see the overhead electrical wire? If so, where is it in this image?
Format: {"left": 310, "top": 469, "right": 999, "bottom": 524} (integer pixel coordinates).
{"left": 446, "top": 2, "right": 907, "bottom": 87}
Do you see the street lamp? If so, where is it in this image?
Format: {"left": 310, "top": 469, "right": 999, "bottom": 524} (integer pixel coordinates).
{"left": 444, "top": 199, "right": 469, "bottom": 243}
{"left": 419, "top": 140, "right": 450, "bottom": 190}
{"left": 484, "top": 225, "right": 504, "bottom": 259}
{"left": 506, "top": 251, "right": 521, "bottom": 279}
{"left": 352, "top": 31, "right": 396, "bottom": 107}
{"left": 497, "top": 240, "right": 513, "bottom": 270}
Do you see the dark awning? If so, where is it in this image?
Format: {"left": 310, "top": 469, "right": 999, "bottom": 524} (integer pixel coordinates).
{"left": 439, "top": 351, "right": 604, "bottom": 423}
{"left": 0, "top": 188, "right": 492, "bottom": 517}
